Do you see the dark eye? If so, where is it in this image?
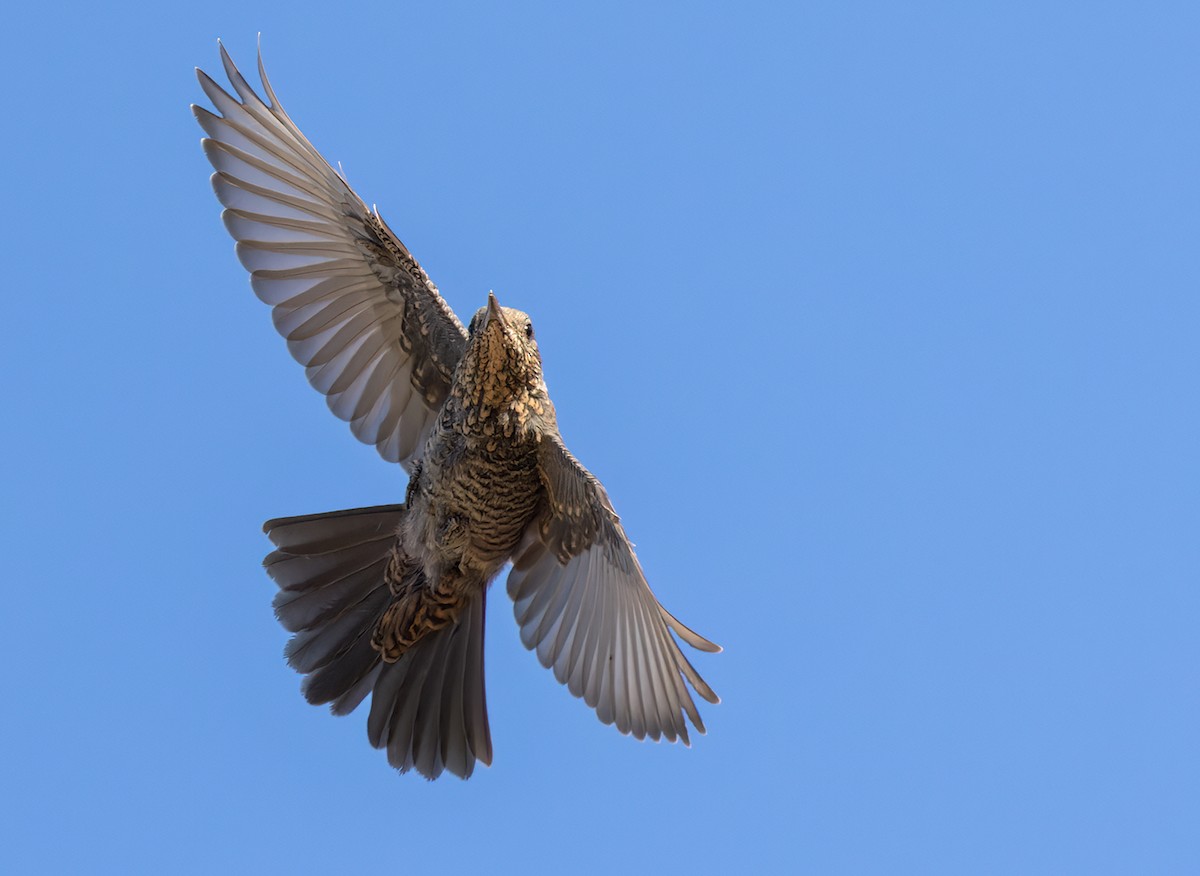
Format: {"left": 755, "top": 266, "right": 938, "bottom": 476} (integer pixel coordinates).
{"left": 524, "top": 320, "right": 535, "bottom": 340}
{"left": 467, "top": 314, "right": 479, "bottom": 338}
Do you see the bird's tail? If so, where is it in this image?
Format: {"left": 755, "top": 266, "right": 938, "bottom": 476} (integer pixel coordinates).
{"left": 263, "top": 506, "right": 493, "bottom": 779}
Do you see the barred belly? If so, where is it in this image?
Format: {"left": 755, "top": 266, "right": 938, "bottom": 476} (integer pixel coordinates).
{"left": 403, "top": 426, "right": 543, "bottom": 585}
{"left": 445, "top": 443, "right": 542, "bottom": 563}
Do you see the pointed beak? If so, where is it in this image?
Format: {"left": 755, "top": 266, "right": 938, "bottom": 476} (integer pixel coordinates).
{"left": 484, "top": 291, "right": 506, "bottom": 330}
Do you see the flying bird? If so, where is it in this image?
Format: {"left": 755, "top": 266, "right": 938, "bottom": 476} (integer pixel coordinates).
{"left": 193, "top": 43, "right": 719, "bottom": 779}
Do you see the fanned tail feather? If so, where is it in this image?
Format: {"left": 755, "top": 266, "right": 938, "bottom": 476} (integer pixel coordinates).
{"left": 263, "top": 505, "right": 492, "bottom": 778}
{"left": 366, "top": 594, "right": 492, "bottom": 779}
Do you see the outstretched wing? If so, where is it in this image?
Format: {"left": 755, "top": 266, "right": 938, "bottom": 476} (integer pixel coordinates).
{"left": 507, "top": 435, "right": 720, "bottom": 744}
{"left": 193, "top": 42, "right": 466, "bottom": 470}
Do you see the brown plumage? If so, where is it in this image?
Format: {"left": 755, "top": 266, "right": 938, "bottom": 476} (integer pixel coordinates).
{"left": 195, "top": 43, "right": 720, "bottom": 779}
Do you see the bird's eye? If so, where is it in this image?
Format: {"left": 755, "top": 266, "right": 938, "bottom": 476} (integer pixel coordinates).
{"left": 524, "top": 320, "right": 535, "bottom": 340}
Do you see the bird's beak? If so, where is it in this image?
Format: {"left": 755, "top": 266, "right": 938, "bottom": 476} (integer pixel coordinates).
{"left": 484, "top": 291, "right": 506, "bottom": 331}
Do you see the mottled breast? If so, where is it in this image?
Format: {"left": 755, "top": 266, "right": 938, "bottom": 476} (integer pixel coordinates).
{"left": 410, "top": 422, "right": 544, "bottom": 576}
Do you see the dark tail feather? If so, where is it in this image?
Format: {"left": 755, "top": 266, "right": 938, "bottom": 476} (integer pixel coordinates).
{"left": 262, "top": 505, "right": 492, "bottom": 779}
{"left": 366, "top": 593, "right": 492, "bottom": 780}
{"left": 263, "top": 506, "right": 401, "bottom": 717}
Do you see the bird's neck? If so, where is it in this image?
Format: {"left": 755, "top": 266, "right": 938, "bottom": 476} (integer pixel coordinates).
{"left": 446, "top": 384, "right": 554, "bottom": 441}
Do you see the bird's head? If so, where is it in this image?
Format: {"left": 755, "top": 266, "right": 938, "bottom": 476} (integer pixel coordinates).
{"left": 455, "top": 292, "right": 548, "bottom": 414}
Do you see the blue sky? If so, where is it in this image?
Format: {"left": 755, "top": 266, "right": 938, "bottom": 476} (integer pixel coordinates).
{"left": 3, "top": 2, "right": 1197, "bottom": 873}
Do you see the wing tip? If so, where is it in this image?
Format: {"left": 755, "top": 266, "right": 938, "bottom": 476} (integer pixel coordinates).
{"left": 660, "top": 604, "right": 722, "bottom": 653}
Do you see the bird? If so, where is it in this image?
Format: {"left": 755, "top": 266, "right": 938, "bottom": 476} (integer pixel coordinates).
{"left": 193, "top": 42, "right": 720, "bottom": 780}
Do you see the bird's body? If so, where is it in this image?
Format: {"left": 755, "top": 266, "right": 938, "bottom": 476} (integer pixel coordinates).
{"left": 376, "top": 299, "right": 549, "bottom": 660}
{"left": 195, "top": 43, "right": 719, "bottom": 779}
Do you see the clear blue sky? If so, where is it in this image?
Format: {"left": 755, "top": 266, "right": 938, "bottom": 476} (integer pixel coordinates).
{"left": 3, "top": 2, "right": 1197, "bottom": 873}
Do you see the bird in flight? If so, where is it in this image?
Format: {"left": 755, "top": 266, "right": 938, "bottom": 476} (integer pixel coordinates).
{"left": 193, "top": 42, "right": 720, "bottom": 779}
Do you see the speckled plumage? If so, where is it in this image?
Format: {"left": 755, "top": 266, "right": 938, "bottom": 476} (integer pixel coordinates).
{"left": 375, "top": 298, "right": 548, "bottom": 659}
{"left": 196, "top": 42, "right": 720, "bottom": 779}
